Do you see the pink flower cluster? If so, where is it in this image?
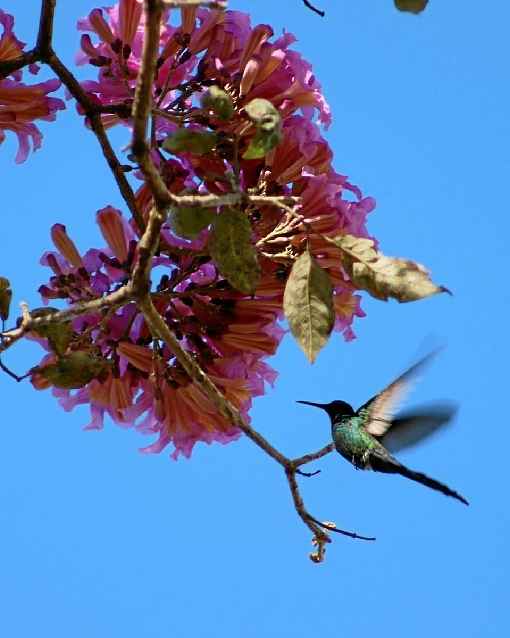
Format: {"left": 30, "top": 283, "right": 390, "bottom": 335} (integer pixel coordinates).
{"left": 33, "top": 209, "right": 280, "bottom": 458}
{"left": 0, "top": 10, "right": 64, "bottom": 162}
{"left": 28, "top": 2, "right": 376, "bottom": 458}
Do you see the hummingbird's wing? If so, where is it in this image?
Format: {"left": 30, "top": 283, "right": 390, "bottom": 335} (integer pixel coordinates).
{"left": 356, "top": 350, "right": 440, "bottom": 438}
{"left": 380, "top": 402, "right": 458, "bottom": 453}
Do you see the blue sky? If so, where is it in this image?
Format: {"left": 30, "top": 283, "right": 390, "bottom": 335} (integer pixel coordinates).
{"left": 1, "top": 1, "right": 508, "bottom": 636}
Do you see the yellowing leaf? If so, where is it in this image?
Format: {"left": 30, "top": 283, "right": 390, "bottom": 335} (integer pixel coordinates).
{"left": 209, "top": 208, "right": 261, "bottom": 294}
{"left": 283, "top": 251, "right": 335, "bottom": 363}
{"left": 395, "top": 0, "right": 428, "bottom": 13}
{"left": 162, "top": 129, "right": 217, "bottom": 155}
{"left": 170, "top": 206, "right": 215, "bottom": 239}
{"left": 242, "top": 98, "right": 282, "bottom": 160}
{"left": 326, "top": 234, "right": 449, "bottom": 303}
{"left": 40, "top": 351, "right": 107, "bottom": 389}
{"left": 201, "top": 86, "right": 234, "bottom": 121}
{"left": 0, "top": 277, "right": 12, "bottom": 321}
{"left": 30, "top": 307, "right": 73, "bottom": 356}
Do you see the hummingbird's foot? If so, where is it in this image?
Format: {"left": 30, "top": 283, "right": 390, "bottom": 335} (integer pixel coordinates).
{"left": 296, "top": 468, "right": 321, "bottom": 478}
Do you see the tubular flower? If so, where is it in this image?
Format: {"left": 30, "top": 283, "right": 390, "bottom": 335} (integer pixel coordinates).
{"left": 76, "top": 2, "right": 330, "bottom": 129}
{"left": 33, "top": 210, "right": 280, "bottom": 459}
{"left": 0, "top": 11, "right": 65, "bottom": 162}
{"left": 28, "top": 4, "right": 377, "bottom": 458}
{"left": 0, "top": 9, "right": 25, "bottom": 78}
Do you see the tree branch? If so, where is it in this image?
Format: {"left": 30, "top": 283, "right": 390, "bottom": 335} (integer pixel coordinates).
{"left": 87, "top": 112, "right": 145, "bottom": 233}
{"left": 285, "top": 468, "right": 330, "bottom": 553}
{"left": 137, "top": 294, "right": 375, "bottom": 559}
{"left": 35, "top": 0, "right": 56, "bottom": 58}
{"left": 41, "top": 49, "right": 145, "bottom": 232}
{"left": 0, "top": 287, "right": 132, "bottom": 353}
{"left": 0, "top": 0, "right": 374, "bottom": 561}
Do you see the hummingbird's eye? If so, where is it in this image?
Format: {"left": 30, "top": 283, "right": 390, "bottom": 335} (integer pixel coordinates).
{"left": 275, "top": 267, "right": 288, "bottom": 281}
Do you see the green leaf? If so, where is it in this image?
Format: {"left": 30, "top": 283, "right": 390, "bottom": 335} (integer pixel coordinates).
{"left": 243, "top": 129, "right": 282, "bottom": 160}
{"left": 242, "top": 98, "right": 282, "bottom": 159}
{"left": 283, "top": 250, "right": 335, "bottom": 363}
{"left": 169, "top": 206, "right": 216, "bottom": 239}
{"left": 162, "top": 129, "right": 218, "bottom": 155}
{"left": 40, "top": 351, "right": 107, "bottom": 389}
{"left": 201, "top": 86, "right": 234, "bottom": 121}
{"left": 209, "top": 208, "right": 261, "bottom": 294}
{"left": 0, "top": 277, "right": 12, "bottom": 321}
{"left": 326, "top": 234, "right": 449, "bottom": 302}
{"left": 34, "top": 322, "right": 73, "bottom": 356}
{"left": 243, "top": 98, "right": 280, "bottom": 127}
{"left": 394, "top": 0, "right": 428, "bottom": 14}
{"left": 30, "top": 307, "right": 73, "bottom": 356}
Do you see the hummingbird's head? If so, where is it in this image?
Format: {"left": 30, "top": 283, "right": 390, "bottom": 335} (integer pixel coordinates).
{"left": 296, "top": 399, "right": 355, "bottom": 418}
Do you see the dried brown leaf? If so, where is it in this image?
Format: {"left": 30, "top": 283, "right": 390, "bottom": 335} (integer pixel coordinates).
{"left": 326, "top": 234, "right": 449, "bottom": 303}
{"left": 0, "top": 277, "right": 12, "bottom": 321}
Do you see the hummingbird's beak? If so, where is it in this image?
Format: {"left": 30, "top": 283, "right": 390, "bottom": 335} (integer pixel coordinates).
{"left": 296, "top": 400, "right": 328, "bottom": 411}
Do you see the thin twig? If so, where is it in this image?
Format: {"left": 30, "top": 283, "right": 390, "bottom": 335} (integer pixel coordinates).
{"left": 146, "top": 189, "right": 299, "bottom": 212}
{"left": 162, "top": 0, "right": 227, "bottom": 8}
{"left": 138, "top": 295, "right": 289, "bottom": 465}
{"left": 286, "top": 468, "right": 330, "bottom": 545}
{"left": 40, "top": 50, "right": 145, "bottom": 232}
{"left": 305, "top": 513, "right": 376, "bottom": 541}
{"left": 0, "top": 287, "right": 131, "bottom": 353}
{"left": 87, "top": 112, "right": 145, "bottom": 233}
{"left": 292, "top": 442, "right": 335, "bottom": 468}
{"left": 296, "top": 468, "right": 321, "bottom": 477}
{"left": 303, "top": 0, "right": 325, "bottom": 17}
{"left": 0, "top": 357, "right": 30, "bottom": 382}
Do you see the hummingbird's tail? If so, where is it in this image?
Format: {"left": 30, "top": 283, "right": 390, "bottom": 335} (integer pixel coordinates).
{"left": 395, "top": 464, "right": 469, "bottom": 506}
{"left": 370, "top": 453, "right": 469, "bottom": 506}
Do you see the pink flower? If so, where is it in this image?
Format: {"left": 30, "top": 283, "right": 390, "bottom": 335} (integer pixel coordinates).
{"left": 0, "top": 9, "right": 26, "bottom": 79}
{"left": 34, "top": 208, "right": 283, "bottom": 459}
{"left": 267, "top": 116, "right": 333, "bottom": 184}
{"left": 76, "top": 4, "right": 330, "bottom": 131}
{"left": 0, "top": 77, "right": 65, "bottom": 162}
{"left": 0, "top": 11, "right": 64, "bottom": 162}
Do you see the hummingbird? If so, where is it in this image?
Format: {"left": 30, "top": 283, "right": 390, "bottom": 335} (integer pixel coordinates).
{"left": 297, "top": 351, "right": 468, "bottom": 505}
